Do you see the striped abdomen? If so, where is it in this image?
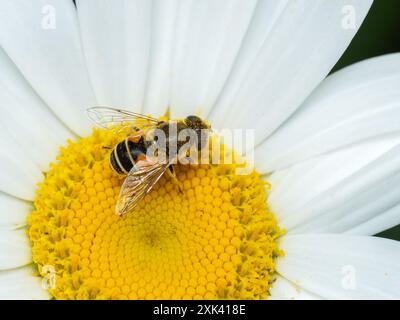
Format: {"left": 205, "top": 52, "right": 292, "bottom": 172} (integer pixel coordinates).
{"left": 109, "top": 137, "right": 147, "bottom": 175}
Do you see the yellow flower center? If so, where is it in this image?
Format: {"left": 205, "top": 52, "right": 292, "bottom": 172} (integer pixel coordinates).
{"left": 28, "top": 127, "right": 283, "bottom": 300}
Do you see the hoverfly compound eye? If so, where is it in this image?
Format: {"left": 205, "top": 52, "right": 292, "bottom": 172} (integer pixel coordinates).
{"left": 186, "top": 115, "right": 202, "bottom": 123}
{"left": 185, "top": 115, "right": 208, "bottom": 130}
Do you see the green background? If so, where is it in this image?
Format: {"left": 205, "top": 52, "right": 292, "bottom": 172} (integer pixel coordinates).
{"left": 332, "top": 0, "right": 400, "bottom": 240}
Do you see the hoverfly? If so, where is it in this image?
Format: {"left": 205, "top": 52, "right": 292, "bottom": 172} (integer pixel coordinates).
{"left": 87, "top": 107, "right": 211, "bottom": 217}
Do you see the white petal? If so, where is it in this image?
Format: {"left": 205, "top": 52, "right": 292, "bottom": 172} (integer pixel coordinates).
{"left": 269, "top": 275, "right": 321, "bottom": 300}
{"left": 267, "top": 136, "right": 400, "bottom": 235}
{"left": 346, "top": 204, "right": 400, "bottom": 236}
{"left": 210, "top": 0, "right": 372, "bottom": 145}
{"left": 0, "top": 49, "right": 73, "bottom": 171}
{"left": 0, "top": 0, "right": 97, "bottom": 136}
{"left": 143, "top": 0, "right": 179, "bottom": 116}
{"left": 166, "top": 0, "right": 258, "bottom": 118}
{"left": 76, "top": 0, "right": 152, "bottom": 110}
{"left": 0, "top": 265, "right": 50, "bottom": 300}
{"left": 0, "top": 229, "right": 31, "bottom": 270}
{"left": 256, "top": 53, "right": 400, "bottom": 173}
{"left": 277, "top": 234, "right": 400, "bottom": 299}
{"left": 0, "top": 131, "right": 43, "bottom": 200}
{"left": 0, "top": 193, "right": 31, "bottom": 229}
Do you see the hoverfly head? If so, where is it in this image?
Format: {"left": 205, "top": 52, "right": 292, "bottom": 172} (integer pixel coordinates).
{"left": 184, "top": 115, "right": 211, "bottom": 151}
{"left": 184, "top": 115, "right": 210, "bottom": 130}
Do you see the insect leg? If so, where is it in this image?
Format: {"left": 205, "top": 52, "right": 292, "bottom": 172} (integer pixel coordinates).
{"left": 166, "top": 166, "right": 183, "bottom": 194}
{"left": 127, "top": 132, "right": 145, "bottom": 144}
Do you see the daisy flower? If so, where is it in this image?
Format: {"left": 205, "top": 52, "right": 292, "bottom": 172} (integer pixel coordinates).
{"left": 0, "top": 0, "right": 399, "bottom": 300}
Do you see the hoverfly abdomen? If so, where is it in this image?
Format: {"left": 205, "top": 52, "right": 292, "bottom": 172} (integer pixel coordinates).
{"left": 109, "top": 137, "right": 147, "bottom": 175}
{"left": 109, "top": 150, "right": 125, "bottom": 175}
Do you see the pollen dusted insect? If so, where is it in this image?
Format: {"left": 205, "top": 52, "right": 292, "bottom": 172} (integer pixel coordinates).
{"left": 87, "top": 107, "right": 211, "bottom": 217}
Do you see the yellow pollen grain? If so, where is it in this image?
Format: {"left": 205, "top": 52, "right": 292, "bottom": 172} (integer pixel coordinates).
{"left": 28, "top": 127, "right": 283, "bottom": 300}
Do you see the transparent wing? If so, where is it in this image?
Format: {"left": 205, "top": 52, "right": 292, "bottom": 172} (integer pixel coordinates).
{"left": 116, "top": 159, "right": 170, "bottom": 216}
{"left": 86, "top": 107, "right": 161, "bottom": 129}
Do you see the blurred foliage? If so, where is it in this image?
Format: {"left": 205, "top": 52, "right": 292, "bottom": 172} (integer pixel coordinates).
{"left": 332, "top": 0, "right": 400, "bottom": 240}
{"left": 332, "top": 0, "right": 400, "bottom": 72}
